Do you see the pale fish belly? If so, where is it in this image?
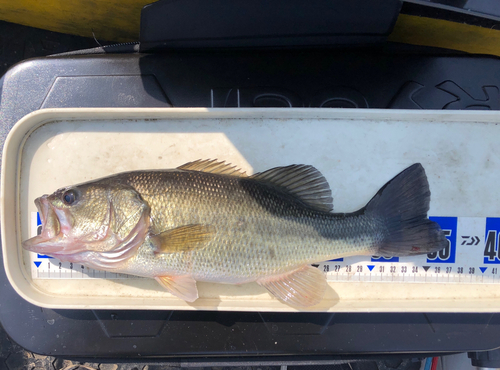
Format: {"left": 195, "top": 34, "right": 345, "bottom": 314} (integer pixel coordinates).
{"left": 117, "top": 213, "right": 383, "bottom": 284}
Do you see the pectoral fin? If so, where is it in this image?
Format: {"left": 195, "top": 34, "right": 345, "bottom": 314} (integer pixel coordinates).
{"left": 155, "top": 275, "right": 199, "bottom": 302}
{"left": 257, "top": 265, "right": 327, "bottom": 307}
{"left": 151, "top": 224, "right": 213, "bottom": 254}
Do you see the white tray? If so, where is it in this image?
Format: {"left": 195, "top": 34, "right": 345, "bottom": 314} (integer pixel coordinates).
{"left": 2, "top": 107, "right": 500, "bottom": 312}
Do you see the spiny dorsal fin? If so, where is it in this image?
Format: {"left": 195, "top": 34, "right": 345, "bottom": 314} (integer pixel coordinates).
{"left": 177, "top": 159, "right": 247, "bottom": 177}
{"left": 151, "top": 224, "right": 214, "bottom": 254}
{"left": 250, "top": 165, "right": 333, "bottom": 212}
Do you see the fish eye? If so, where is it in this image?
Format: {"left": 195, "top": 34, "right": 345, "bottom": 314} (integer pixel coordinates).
{"left": 62, "top": 189, "right": 78, "bottom": 205}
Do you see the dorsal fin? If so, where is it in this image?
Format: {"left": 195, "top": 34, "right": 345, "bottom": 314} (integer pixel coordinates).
{"left": 177, "top": 159, "right": 247, "bottom": 177}
{"left": 250, "top": 164, "right": 333, "bottom": 212}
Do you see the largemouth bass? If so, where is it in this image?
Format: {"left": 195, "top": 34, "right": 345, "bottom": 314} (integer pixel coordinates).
{"left": 23, "top": 160, "right": 447, "bottom": 307}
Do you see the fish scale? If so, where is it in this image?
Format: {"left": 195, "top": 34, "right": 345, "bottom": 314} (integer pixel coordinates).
{"left": 118, "top": 171, "right": 384, "bottom": 281}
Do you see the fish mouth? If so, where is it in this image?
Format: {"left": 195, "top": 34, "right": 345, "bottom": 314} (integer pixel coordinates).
{"left": 22, "top": 196, "right": 70, "bottom": 254}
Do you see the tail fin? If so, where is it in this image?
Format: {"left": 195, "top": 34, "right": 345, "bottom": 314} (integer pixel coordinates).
{"left": 365, "top": 163, "right": 447, "bottom": 256}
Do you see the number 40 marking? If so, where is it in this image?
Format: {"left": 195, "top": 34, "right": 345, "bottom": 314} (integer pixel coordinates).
{"left": 484, "top": 230, "right": 500, "bottom": 261}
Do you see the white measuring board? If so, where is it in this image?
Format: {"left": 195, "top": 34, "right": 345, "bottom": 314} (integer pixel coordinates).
{"left": 29, "top": 212, "right": 500, "bottom": 283}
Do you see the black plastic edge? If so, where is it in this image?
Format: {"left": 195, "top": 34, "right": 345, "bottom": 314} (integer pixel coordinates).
{"left": 139, "top": 0, "right": 403, "bottom": 51}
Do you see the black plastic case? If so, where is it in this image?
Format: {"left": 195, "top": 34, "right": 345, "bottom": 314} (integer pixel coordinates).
{"left": 2, "top": 48, "right": 500, "bottom": 359}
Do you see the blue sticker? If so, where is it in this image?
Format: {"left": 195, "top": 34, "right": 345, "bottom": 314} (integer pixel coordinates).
{"left": 37, "top": 254, "right": 53, "bottom": 259}
{"left": 480, "top": 267, "right": 487, "bottom": 273}
{"left": 371, "top": 256, "right": 399, "bottom": 262}
{"left": 484, "top": 218, "right": 500, "bottom": 264}
{"left": 427, "top": 217, "right": 457, "bottom": 263}
{"left": 34, "top": 261, "right": 42, "bottom": 268}
{"left": 367, "top": 265, "right": 375, "bottom": 271}
{"left": 35, "top": 213, "right": 53, "bottom": 259}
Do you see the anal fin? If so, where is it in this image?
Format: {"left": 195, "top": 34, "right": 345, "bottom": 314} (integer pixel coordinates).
{"left": 155, "top": 275, "right": 199, "bottom": 302}
{"left": 257, "top": 265, "right": 327, "bottom": 307}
